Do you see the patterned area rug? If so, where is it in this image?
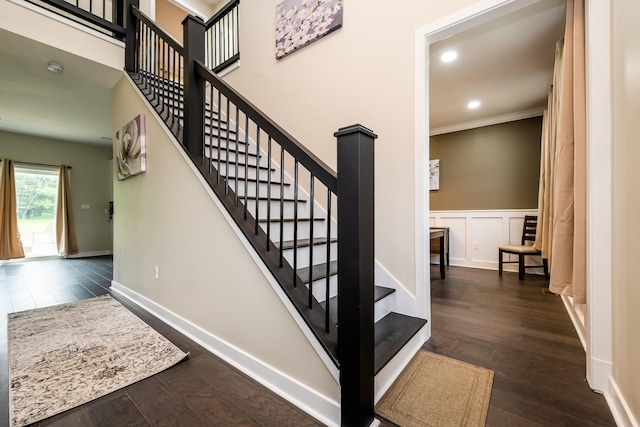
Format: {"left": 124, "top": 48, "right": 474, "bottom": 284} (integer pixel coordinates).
{"left": 8, "top": 295, "right": 188, "bottom": 427}
{"left": 376, "top": 350, "right": 494, "bottom": 427}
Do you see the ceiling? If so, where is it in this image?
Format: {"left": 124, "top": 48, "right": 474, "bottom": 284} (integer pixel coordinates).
{"left": 0, "top": 1, "right": 566, "bottom": 146}
{"left": 429, "top": 0, "right": 566, "bottom": 135}
{"left": 0, "top": 28, "right": 122, "bottom": 146}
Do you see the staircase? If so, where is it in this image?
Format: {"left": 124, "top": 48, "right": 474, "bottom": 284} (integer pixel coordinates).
{"left": 125, "top": 4, "right": 426, "bottom": 425}
{"left": 132, "top": 66, "right": 426, "bottom": 365}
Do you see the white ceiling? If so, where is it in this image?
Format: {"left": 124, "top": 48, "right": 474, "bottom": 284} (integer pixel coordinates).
{"left": 0, "top": 28, "right": 122, "bottom": 146}
{"left": 0, "top": 1, "right": 567, "bottom": 147}
{"left": 429, "top": 0, "right": 566, "bottom": 135}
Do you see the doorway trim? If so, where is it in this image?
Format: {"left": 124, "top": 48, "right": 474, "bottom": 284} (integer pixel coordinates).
{"left": 414, "top": 0, "right": 612, "bottom": 394}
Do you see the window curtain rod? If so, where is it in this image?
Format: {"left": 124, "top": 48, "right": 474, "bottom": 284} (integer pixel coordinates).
{"left": 13, "top": 161, "right": 72, "bottom": 169}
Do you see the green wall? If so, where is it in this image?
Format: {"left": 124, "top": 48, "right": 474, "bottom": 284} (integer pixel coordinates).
{"left": 430, "top": 117, "right": 542, "bottom": 210}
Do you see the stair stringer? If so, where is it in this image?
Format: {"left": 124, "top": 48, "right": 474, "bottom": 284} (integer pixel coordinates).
{"left": 120, "top": 73, "right": 342, "bottom": 426}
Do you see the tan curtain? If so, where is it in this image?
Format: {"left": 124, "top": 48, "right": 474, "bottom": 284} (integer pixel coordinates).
{"left": 56, "top": 165, "right": 79, "bottom": 256}
{"left": 0, "top": 159, "right": 26, "bottom": 260}
{"left": 534, "top": 0, "right": 586, "bottom": 303}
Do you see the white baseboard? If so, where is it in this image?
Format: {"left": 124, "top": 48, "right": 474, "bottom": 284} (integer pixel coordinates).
{"left": 606, "top": 376, "right": 639, "bottom": 427}
{"left": 375, "top": 261, "right": 419, "bottom": 318}
{"left": 67, "top": 250, "right": 112, "bottom": 258}
{"left": 561, "top": 295, "right": 587, "bottom": 351}
{"left": 110, "top": 281, "right": 341, "bottom": 427}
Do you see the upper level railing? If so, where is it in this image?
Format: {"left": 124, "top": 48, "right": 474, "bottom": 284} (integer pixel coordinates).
{"left": 31, "top": 0, "right": 129, "bottom": 39}
{"left": 125, "top": 5, "right": 376, "bottom": 425}
{"left": 204, "top": 0, "right": 240, "bottom": 73}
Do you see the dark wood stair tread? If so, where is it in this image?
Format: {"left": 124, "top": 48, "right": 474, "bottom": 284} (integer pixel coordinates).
{"left": 374, "top": 312, "right": 427, "bottom": 375}
{"left": 297, "top": 260, "right": 337, "bottom": 284}
{"left": 276, "top": 237, "right": 337, "bottom": 250}
{"left": 374, "top": 285, "right": 396, "bottom": 302}
{"left": 258, "top": 216, "right": 323, "bottom": 223}
{"left": 245, "top": 196, "right": 307, "bottom": 203}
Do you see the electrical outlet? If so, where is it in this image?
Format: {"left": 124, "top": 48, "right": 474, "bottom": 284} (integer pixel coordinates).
{"left": 154, "top": 266, "right": 159, "bottom": 279}
{"left": 473, "top": 242, "right": 479, "bottom": 250}
{"left": 81, "top": 204, "right": 90, "bottom": 209}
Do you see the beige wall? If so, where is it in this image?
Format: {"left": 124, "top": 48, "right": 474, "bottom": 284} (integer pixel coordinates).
{"left": 430, "top": 117, "right": 542, "bottom": 210}
{"left": 156, "top": 0, "right": 188, "bottom": 43}
{"left": 612, "top": 0, "right": 640, "bottom": 421}
{"left": 111, "top": 76, "right": 339, "bottom": 402}
{"left": 220, "top": 0, "right": 478, "bottom": 295}
{"left": 0, "top": 131, "right": 113, "bottom": 254}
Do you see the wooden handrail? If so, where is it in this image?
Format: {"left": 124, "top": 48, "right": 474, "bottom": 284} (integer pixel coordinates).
{"left": 194, "top": 59, "right": 338, "bottom": 193}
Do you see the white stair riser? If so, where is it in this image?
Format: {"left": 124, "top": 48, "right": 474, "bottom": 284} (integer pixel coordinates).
{"left": 245, "top": 200, "right": 311, "bottom": 220}
{"left": 374, "top": 292, "right": 395, "bottom": 323}
{"left": 258, "top": 219, "right": 330, "bottom": 242}
{"left": 282, "top": 242, "right": 337, "bottom": 269}
{"left": 308, "top": 274, "right": 338, "bottom": 303}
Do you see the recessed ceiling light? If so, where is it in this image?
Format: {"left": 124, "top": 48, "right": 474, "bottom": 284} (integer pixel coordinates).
{"left": 441, "top": 51, "right": 458, "bottom": 63}
{"left": 47, "top": 62, "right": 64, "bottom": 74}
{"left": 467, "top": 100, "right": 481, "bottom": 109}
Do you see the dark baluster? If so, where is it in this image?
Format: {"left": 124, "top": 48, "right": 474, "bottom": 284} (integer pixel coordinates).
{"left": 266, "top": 136, "right": 272, "bottom": 250}
{"left": 89, "top": 0, "right": 92, "bottom": 15}
{"left": 234, "top": 105, "right": 239, "bottom": 206}
{"left": 325, "top": 191, "right": 332, "bottom": 332}
{"left": 216, "top": 90, "right": 221, "bottom": 183}
{"left": 335, "top": 124, "right": 377, "bottom": 427}
{"left": 208, "top": 83, "right": 214, "bottom": 174}
{"left": 293, "top": 160, "right": 299, "bottom": 287}
{"left": 308, "top": 174, "right": 314, "bottom": 308}
{"left": 160, "top": 39, "right": 165, "bottom": 113}
{"left": 243, "top": 115, "right": 249, "bottom": 220}
{"left": 279, "top": 147, "right": 284, "bottom": 268}
{"left": 224, "top": 97, "right": 230, "bottom": 194}
{"left": 254, "top": 129, "right": 260, "bottom": 235}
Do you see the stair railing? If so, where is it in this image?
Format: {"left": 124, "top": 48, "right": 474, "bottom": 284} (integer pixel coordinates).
{"left": 204, "top": 0, "right": 240, "bottom": 73}
{"left": 30, "top": 0, "right": 131, "bottom": 39}
{"left": 125, "top": 6, "right": 376, "bottom": 426}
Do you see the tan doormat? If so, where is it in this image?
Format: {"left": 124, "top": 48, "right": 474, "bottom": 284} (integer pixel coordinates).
{"left": 8, "top": 294, "right": 188, "bottom": 427}
{"left": 376, "top": 350, "right": 494, "bottom": 427}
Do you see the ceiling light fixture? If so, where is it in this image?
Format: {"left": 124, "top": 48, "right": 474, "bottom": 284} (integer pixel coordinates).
{"left": 467, "top": 100, "right": 481, "bottom": 109}
{"left": 100, "top": 136, "right": 112, "bottom": 141}
{"left": 47, "top": 62, "right": 64, "bottom": 74}
{"left": 441, "top": 51, "right": 458, "bottom": 63}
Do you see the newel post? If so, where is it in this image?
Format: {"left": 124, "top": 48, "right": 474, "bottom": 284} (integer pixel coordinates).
{"left": 124, "top": 0, "right": 139, "bottom": 72}
{"left": 182, "top": 15, "right": 206, "bottom": 154}
{"left": 335, "top": 124, "right": 377, "bottom": 426}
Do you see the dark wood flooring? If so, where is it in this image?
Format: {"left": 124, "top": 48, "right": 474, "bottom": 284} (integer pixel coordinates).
{"left": 405, "top": 265, "right": 614, "bottom": 427}
{"left": 0, "top": 256, "right": 323, "bottom": 427}
{"left": 1, "top": 258, "right": 616, "bottom": 426}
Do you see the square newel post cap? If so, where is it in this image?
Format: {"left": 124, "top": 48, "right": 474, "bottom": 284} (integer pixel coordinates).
{"left": 334, "top": 124, "right": 378, "bottom": 140}
{"left": 182, "top": 14, "right": 205, "bottom": 26}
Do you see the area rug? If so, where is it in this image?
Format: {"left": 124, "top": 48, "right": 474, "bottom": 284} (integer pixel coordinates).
{"left": 376, "top": 350, "right": 494, "bottom": 427}
{"left": 8, "top": 294, "right": 188, "bottom": 427}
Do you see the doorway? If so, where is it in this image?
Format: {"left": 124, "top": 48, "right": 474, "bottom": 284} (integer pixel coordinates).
{"left": 415, "top": 0, "right": 612, "bottom": 393}
{"left": 15, "top": 165, "right": 59, "bottom": 258}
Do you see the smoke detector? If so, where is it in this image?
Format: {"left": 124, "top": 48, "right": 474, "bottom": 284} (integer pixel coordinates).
{"left": 47, "top": 62, "right": 64, "bottom": 74}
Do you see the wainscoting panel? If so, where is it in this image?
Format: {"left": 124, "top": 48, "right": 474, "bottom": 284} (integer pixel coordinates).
{"left": 430, "top": 209, "right": 541, "bottom": 272}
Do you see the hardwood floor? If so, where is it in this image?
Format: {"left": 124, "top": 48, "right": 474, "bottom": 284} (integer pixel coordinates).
{"left": 0, "top": 257, "right": 322, "bottom": 427}
{"left": 1, "top": 258, "right": 616, "bottom": 426}
{"left": 418, "top": 265, "right": 616, "bottom": 427}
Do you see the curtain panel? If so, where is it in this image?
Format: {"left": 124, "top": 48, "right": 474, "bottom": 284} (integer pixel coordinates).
{"left": 56, "top": 165, "right": 79, "bottom": 256}
{"left": 534, "top": 0, "right": 586, "bottom": 303}
{"left": 0, "top": 159, "right": 26, "bottom": 260}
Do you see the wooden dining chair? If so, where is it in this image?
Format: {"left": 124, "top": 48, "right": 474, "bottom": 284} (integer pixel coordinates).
{"left": 498, "top": 215, "right": 549, "bottom": 280}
